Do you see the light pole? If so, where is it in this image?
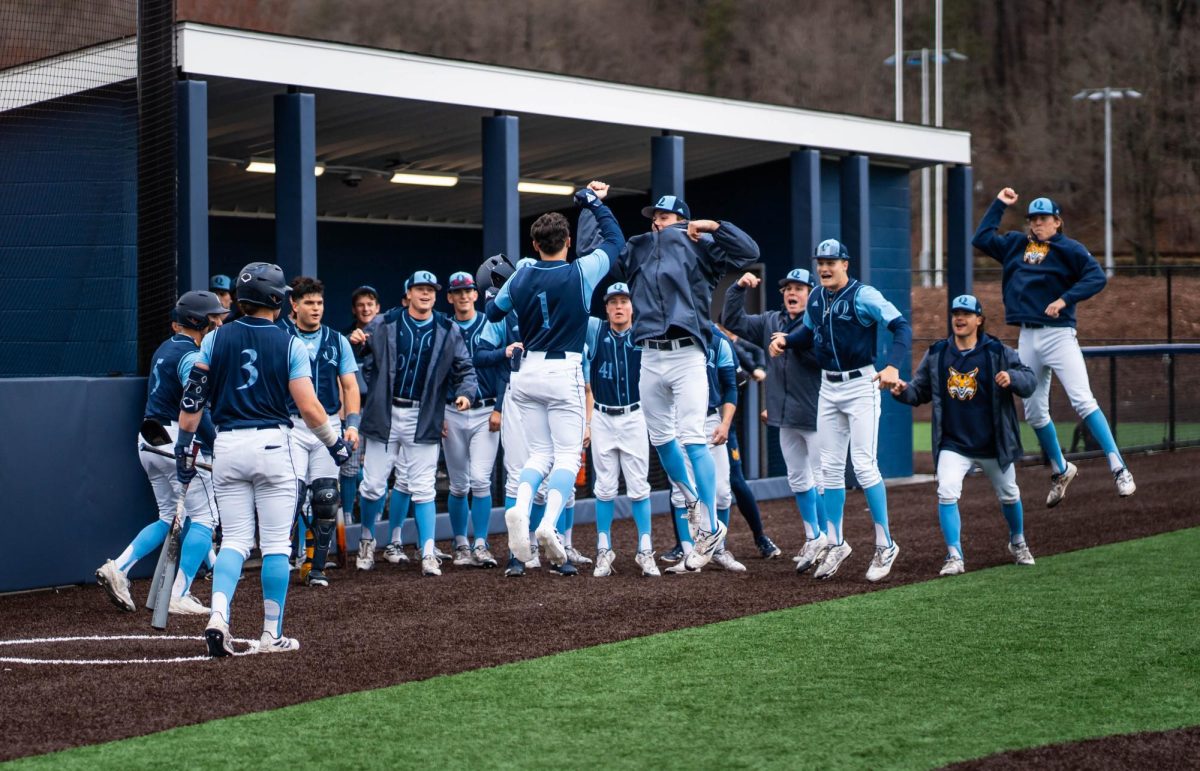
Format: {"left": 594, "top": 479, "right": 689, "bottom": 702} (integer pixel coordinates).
{"left": 882, "top": 48, "right": 968, "bottom": 287}
{"left": 1073, "top": 87, "right": 1142, "bottom": 276}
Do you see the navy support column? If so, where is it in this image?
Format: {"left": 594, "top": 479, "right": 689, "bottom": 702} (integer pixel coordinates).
{"left": 274, "top": 91, "right": 317, "bottom": 279}
{"left": 840, "top": 154, "right": 871, "bottom": 283}
{"left": 176, "top": 80, "right": 208, "bottom": 296}
{"left": 790, "top": 149, "right": 822, "bottom": 265}
{"left": 483, "top": 114, "right": 519, "bottom": 261}
{"left": 946, "top": 165, "right": 974, "bottom": 334}
{"left": 650, "top": 133, "right": 685, "bottom": 202}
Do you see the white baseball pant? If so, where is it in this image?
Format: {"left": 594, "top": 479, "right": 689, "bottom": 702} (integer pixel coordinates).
{"left": 936, "top": 450, "right": 1020, "bottom": 504}
{"left": 817, "top": 366, "right": 883, "bottom": 490}
{"left": 1018, "top": 326, "right": 1099, "bottom": 429}
{"left": 212, "top": 427, "right": 297, "bottom": 558}
{"left": 670, "top": 412, "right": 731, "bottom": 510}
{"left": 501, "top": 388, "right": 571, "bottom": 508}
{"left": 590, "top": 407, "right": 651, "bottom": 501}
{"left": 361, "top": 406, "right": 440, "bottom": 503}
{"left": 640, "top": 345, "right": 708, "bottom": 447}
{"left": 136, "top": 424, "right": 217, "bottom": 528}
{"left": 508, "top": 353, "right": 586, "bottom": 479}
{"left": 443, "top": 405, "right": 499, "bottom": 498}
{"left": 780, "top": 426, "right": 820, "bottom": 494}
{"left": 289, "top": 415, "right": 342, "bottom": 484}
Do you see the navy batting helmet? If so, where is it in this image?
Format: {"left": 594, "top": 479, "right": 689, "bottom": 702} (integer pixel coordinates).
{"left": 476, "top": 253, "right": 516, "bottom": 291}
{"left": 235, "top": 262, "right": 290, "bottom": 309}
{"left": 173, "top": 290, "right": 229, "bottom": 330}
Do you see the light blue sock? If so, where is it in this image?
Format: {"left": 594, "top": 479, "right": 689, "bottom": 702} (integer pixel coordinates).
{"left": 340, "top": 475, "right": 358, "bottom": 516}
{"left": 505, "top": 495, "right": 516, "bottom": 510}
{"left": 448, "top": 494, "right": 469, "bottom": 540}
{"left": 177, "top": 522, "right": 213, "bottom": 596}
{"left": 209, "top": 547, "right": 245, "bottom": 624}
{"left": 817, "top": 491, "right": 827, "bottom": 535}
{"left": 1033, "top": 422, "right": 1067, "bottom": 474}
{"left": 684, "top": 442, "right": 718, "bottom": 530}
{"left": 595, "top": 499, "right": 615, "bottom": 549}
{"left": 469, "top": 494, "right": 492, "bottom": 543}
{"left": 388, "top": 489, "right": 412, "bottom": 542}
{"left": 673, "top": 506, "right": 693, "bottom": 546}
{"left": 795, "top": 489, "right": 820, "bottom": 540}
{"left": 863, "top": 482, "right": 892, "bottom": 547}
{"left": 1083, "top": 410, "right": 1126, "bottom": 471}
{"left": 542, "top": 468, "right": 576, "bottom": 527}
{"left": 359, "top": 495, "right": 386, "bottom": 542}
{"left": 519, "top": 469, "right": 547, "bottom": 499}
{"left": 938, "top": 502, "right": 963, "bottom": 559}
{"left": 117, "top": 519, "right": 170, "bottom": 572}
{"left": 414, "top": 501, "right": 437, "bottom": 555}
{"left": 531, "top": 501, "right": 547, "bottom": 534}
{"left": 260, "top": 553, "right": 290, "bottom": 638}
{"left": 558, "top": 504, "right": 575, "bottom": 533}
{"left": 1001, "top": 501, "right": 1025, "bottom": 544}
{"left": 822, "top": 488, "right": 847, "bottom": 544}
{"left": 654, "top": 440, "right": 697, "bottom": 500}
{"left": 632, "top": 498, "right": 652, "bottom": 549}
{"left": 717, "top": 507, "right": 730, "bottom": 528}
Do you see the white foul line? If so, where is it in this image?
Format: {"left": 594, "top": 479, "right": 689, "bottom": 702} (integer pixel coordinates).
{"left": 0, "top": 634, "right": 258, "bottom": 664}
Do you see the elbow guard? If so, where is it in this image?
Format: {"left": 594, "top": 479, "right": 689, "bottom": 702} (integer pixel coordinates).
{"left": 180, "top": 367, "right": 209, "bottom": 413}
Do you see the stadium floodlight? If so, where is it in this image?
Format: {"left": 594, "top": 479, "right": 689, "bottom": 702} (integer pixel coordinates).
{"left": 389, "top": 171, "right": 460, "bottom": 187}
{"left": 245, "top": 159, "right": 326, "bottom": 177}
{"left": 1072, "top": 87, "right": 1143, "bottom": 276}
{"left": 517, "top": 180, "right": 574, "bottom": 196}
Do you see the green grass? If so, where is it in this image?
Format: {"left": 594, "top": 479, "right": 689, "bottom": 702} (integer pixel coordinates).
{"left": 912, "top": 421, "right": 1200, "bottom": 454}
{"left": 13, "top": 529, "right": 1200, "bottom": 770}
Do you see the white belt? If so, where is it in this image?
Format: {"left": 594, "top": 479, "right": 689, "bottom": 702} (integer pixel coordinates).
{"left": 522, "top": 351, "right": 583, "bottom": 363}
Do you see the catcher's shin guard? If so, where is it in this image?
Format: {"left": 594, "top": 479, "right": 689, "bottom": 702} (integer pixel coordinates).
{"left": 310, "top": 478, "right": 340, "bottom": 571}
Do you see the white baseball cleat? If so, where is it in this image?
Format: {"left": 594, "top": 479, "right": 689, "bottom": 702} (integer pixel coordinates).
{"left": 382, "top": 541, "right": 408, "bottom": 565}
{"left": 1008, "top": 541, "right": 1036, "bottom": 566}
{"left": 536, "top": 526, "right": 568, "bottom": 566}
{"left": 471, "top": 545, "right": 498, "bottom": 568}
{"left": 1046, "top": 462, "right": 1078, "bottom": 508}
{"left": 169, "top": 593, "right": 210, "bottom": 615}
{"left": 713, "top": 549, "right": 747, "bottom": 573}
{"left": 256, "top": 631, "right": 301, "bottom": 654}
{"left": 635, "top": 549, "right": 661, "bottom": 577}
{"left": 666, "top": 558, "right": 699, "bottom": 574}
{"left": 421, "top": 554, "right": 442, "bottom": 577}
{"left": 813, "top": 541, "right": 852, "bottom": 580}
{"left": 205, "top": 616, "right": 234, "bottom": 658}
{"left": 505, "top": 508, "right": 532, "bottom": 563}
{"left": 685, "top": 499, "right": 709, "bottom": 537}
{"left": 452, "top": 545, "right": 474, "bottom": 567}
{"left": 794, "top": 533, "right": 829, "bottom": 575}
{"left": 865, "top": 542, "right": 900, "bottom": 583}
{"left": 356, "top": 537, "right": 376, "bottom": 571}
{"left": 684, "top": 520, "right": 727, "bottom": 571}
{"left": 1113, "top": 467, "right": 1136, "bottom": 497}
{"left": 565, "top": 546, "right": 593, "bottom": 566}
{"left": 593, "top": 548, "right": 616, "bottom": 577}
{"left": 95, "top": 560, "right": 135, "bottom": 612}
{"left": 940, "top": 555, "right": 965, "bottom": 576}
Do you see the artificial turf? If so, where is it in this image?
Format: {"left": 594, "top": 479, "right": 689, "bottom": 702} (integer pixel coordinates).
{"left": 12, "top": 528, "right": 1199, "bottom": 770}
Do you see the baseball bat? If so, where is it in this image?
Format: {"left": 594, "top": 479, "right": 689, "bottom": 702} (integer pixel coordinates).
{"left": 150, "top": 445, "right": 199, "bottom": 631}
{"left": 145, "top": 528, "right": 171, "bottom": 611}
{"left": 139, "top": 443, "right": 213, "bottom": 472}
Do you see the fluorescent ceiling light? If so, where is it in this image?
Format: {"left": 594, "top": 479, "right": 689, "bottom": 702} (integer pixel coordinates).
{"left": 390, "top": 171, "right": 459, "bottom": 187}
{"left": 518, "top": 180, "right": 574, "bottom": 195}
{"left": 245, "top": 160, "right": 325, "bottom": 176}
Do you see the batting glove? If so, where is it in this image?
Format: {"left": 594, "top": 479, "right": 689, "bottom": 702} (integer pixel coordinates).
{"left": 175, "top": 442, "right": 197, "bottom": 486}
{"left": 327, "top": 436, "right": 352, "bottom": 466}
{"left": 574, "top": 187, "right": 603, "bottom": 210}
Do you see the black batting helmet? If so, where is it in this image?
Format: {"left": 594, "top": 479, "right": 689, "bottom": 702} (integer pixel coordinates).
{"left": 235, "top": 262, "right": 290, "bottom": 309}
{"left": 173, "top": 290, "right": 229, "bottom": 330}
{"left": 476, "top": 253, "right": 516, "bottom": 291}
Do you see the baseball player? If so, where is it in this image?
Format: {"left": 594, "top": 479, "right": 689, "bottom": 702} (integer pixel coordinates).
{"left": 890, "top": 295, "right": 1038, "bottom": 574}
{"left": 210, "top": 274, "right": 232, "bottom": 309}
{"left": 725, "top": 267, "right": 826, "bottom": 570}
{"left": 284, "top": 277, "right": 360, "bottom": 587}
{"left": 666, "top": 324, "right": 745, "bottom": 573}
{"left": 771, "top": 239, "right": 912, "bottom": 582}
{"left": 485, "top": 183, "right": 624, "bottom": 572}
{"left": 578, "top": 186, "right": 760, "bottom": 571}
{"left": 95, "top": 291, "right": 228, "bottom": 616}
{"left": 972, "top": 189, "right": 1135, "bottom": 503}
{"left": 175, "top": 263, "right": 352, "bottom": 656}
{"left": 338, "top": 285, "right": 381, "bottom": 532}
{"left": 585, "top": 283, "right": 657, "bottom": 578}
{"left": 443, "top": 271, "right": 502, "bottom": 568}
{"left": 356, "top": 271, "right": 477, "bottom": 577}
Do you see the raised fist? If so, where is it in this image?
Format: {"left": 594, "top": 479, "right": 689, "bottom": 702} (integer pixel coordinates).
{"left": 737, "top": 272, "right": 760, "bottom": 289}
{"left": 997, "top": 188, "right": 1018, "bottom": 205}
{"left": 587, "top": 180, "right": 610, "bottom": 200}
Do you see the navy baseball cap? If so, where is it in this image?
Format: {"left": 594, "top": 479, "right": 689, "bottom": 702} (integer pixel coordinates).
{"left": 604, "top": 282, "right": 632, "bottom": 302}
{"left": 779, "top": 268, "right": 816, "bottom": 288}
{"left": 447, "top": 271, "right": 476, "bottom": 291}
{"left": 1027, "top": 197, "right": 1061, "bottom": 218}
{"left": 951, "top": 294, "right": 984, "bottom": 315}
{"left": 640, "top": 194, "right": 691, "bottom": 220}
{"left": 351, "top": 285, "right": 379, "bottom": 303}
{"left": 814, "top": 238, "right": 850, "bottom": 260}
{"left": 408, "top": 270, "right": 441, "bottom": 290}
{"left": 209, "top": 274, "right": 232, "bottom": 292}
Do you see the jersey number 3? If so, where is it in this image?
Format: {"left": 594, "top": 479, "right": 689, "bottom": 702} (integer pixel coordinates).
{"left": 236, "top": 348, "right": 259, "bottom": 390}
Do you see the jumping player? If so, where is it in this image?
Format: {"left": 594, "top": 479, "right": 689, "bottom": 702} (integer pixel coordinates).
{"left": 443, "top": 271, "right": 501, "bottom": 568}
{"left": 486, "top": 183, "right": 624, "bottom": 571}
{"left": 175, "top": 263, "right": 352, "bottom": 656}
{"left": 96, "top": 291, "right": 228, "bottom": 615}
{"left": 771, "top": 239, "right": 912, "bottom": 582}
{"left": 284, "top": 276, "right": 360, "bottom": 588}
{"left": 585, "top": 282, "right": 657, "bottom": 578}
{"left": 579, "top": 186, "right": 760, "bottom": 571}
{"left": 890, "top": 295, "right": 1037, "bottom": 574}
{"left": 357, "top": 271, "right": 476, "bottom": 577}
{"left": 725, "top": 268, "right": 826, "bottom": 570}
{"left": 972, "top": 188, "right": 1135, "bottom": 504}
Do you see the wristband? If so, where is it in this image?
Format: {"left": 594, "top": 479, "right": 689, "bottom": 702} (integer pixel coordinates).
{"left": 344, "top": 412, "right": 362, "bottom": 431}
{"left": 175, "top": 429, "right": 196, "bottom": 451}
{"left": 311, "top": 420, "right": 338, "bottom": 448}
